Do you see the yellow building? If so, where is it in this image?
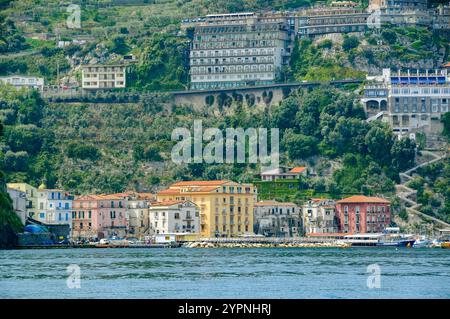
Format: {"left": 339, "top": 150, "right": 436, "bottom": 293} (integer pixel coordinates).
{"left": 157, "top": 180, "right": 257, "bottom": 238}
{"left": 7, "top": 183, "right": 38, "bottom": 219}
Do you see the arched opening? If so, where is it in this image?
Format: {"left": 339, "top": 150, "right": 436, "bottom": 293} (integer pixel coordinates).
{"left": 366, "top": 100, "right": 380, "bottom": 110}
{"left": 380, "top": 100, "right": 388, "bottom": 111}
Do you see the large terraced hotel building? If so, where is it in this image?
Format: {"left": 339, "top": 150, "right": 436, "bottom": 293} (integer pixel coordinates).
{"left": 187, "top": 12, "right": 292, "bottom": 90}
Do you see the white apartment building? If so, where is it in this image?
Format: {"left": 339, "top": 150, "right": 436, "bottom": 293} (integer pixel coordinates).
{"left": 81, "top": 64, "right": 126, "bottom": 89}
{"left": 7, "top": 188, "right": 27, "bottom": 225}
{"left": 0, "top": 75, "right": 44, "bottom": 91}
{"left": 253, "top": 200, "right": 302, "bottom": 237}
{"left": 187, "top": 12, "right": 292, "bottom": 90}
{"left": 149, "top": 200, "right": 200, "bottom": 235}
{"left": 302, "top": 198, "right": 338, "bottom": 234}
{"left": 37, "top": 188, "right": 73, "bottom": 227}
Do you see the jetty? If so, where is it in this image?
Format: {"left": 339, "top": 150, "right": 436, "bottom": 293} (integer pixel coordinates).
{"left": 182, "top": 237, "right": 351, "bottom": 248}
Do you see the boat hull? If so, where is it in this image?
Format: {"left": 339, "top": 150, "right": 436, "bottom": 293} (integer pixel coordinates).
{"left": 376, "top": 240, "right": 415, "bottom": 247}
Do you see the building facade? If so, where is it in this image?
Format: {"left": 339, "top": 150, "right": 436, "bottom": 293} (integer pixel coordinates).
{"left": 186, "top": 12, "right": 292, "bottom": 90}
{"left": 0, "top": 75, "right": 44, "bottom": 91}
{"left": 118, "top": 192, "right": 154, "bottom": 238}
{"left": 36, "top": 188, "right": 73, "bottom": 226}
{"left": 302, "top": 199, "right": 338, "bottom": 234}
{"left": 335, "top": 195, "right": 391, "bottom": 234}
{"left": 72, "top": 194, "right": 128, "bottom": 240}
{"left": 7, "top": 187, "right": 27, "bottom": 225}
{"left": 296, "top": 7, "right": 369, "bottom": 37}
{"left": 362, "top": 68, "right": 450, "bottom": 138}
{"left": 157, "top": 180, "right": 256, "bottom": 238}
{"left": 149, "top": 200, "right": 200, "bottom": 235}
{"left": 81, "top": 64, "right": 126, "bottom": 89}
{"left": 7, "top": 183, "right": 38, "bottom": 219}
{"left": 253, "top": 200, "right": 302, "bottom": 237}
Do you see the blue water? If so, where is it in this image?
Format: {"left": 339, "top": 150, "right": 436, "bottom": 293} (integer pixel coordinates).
{"left": 0, "top": 248, "right": 449, "bottom": 298}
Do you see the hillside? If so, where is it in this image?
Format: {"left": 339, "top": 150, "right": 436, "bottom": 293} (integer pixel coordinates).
{"left": 0, "top": 1, "right": 448, "bottom": 89}
{"left": 0, "top": 0, "right": 449, "bottom": 231}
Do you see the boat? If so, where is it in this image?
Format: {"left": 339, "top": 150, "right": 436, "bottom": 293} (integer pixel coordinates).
{"left": 412, "top": 236, "right": 431, "bottom": 248}
{"left": 342, "top": 232, "right": 415, "bottom": 247}
{"left": 441, "top": 242, "right": 450, "bottom": 249}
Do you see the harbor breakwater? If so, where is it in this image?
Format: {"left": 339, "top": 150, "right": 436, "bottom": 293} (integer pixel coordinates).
{"left": 183, "top": 238, "right": 351, "bottom": 248}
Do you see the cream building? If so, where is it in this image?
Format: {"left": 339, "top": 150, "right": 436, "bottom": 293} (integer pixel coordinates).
{"left": 81, "top": 64, "right": 126, "bottom": 89}
{"left": 253, "top": 200, "right": 302, "bottom": 237}
{"left": 7, "top": 187, "right": 27, "bottom": 225}
{"left": 7, "top": 183, "right": 38, "bottom": 220}
{"left": 302, "top": 198, "right": 338, "bottom": 234}
{"left": 113, "top": 192, "right": 154, "bottom": 238}
{"left": 157, "top": 180, "right": 257, "bottom": 238}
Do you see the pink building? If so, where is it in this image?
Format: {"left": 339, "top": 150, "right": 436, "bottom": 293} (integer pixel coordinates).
{"left": 72, "top": 194, "right": 128, "bottom": 240}
{"left": 335, "top": 195, "right": 391, "bottom": 234}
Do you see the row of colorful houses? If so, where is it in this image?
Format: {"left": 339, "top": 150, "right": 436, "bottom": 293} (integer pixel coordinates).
{"left": 7, "top": 180, "right": 391, "bottom": 241}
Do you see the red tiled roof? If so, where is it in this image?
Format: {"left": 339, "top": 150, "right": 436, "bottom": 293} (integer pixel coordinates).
{"left": 151, "top": 200, "right": 187, "bottom": 207}
{"left": 74, "top": 194, "right": 125, "bottom": 201}
{"left": 157, "top": 189, "right": 181, "bottom": 195}
{"left": 171, "top": 180, "right": 230, "bottom": 187}
{"left": 290, "top": 166, "right": 306, "bottom": 173}
{"left": 336, "top": 195, "right": 390, "bottom": 204}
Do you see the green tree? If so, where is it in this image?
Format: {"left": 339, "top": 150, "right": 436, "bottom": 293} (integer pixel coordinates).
{"left": 342, "top": 35, "right": 360, "bottom": 51}
{"left": 391, "top": 137, "right": 416, "bottom": 171}
{"left": 282, "top": 129, "right": 318, "bottom": 159}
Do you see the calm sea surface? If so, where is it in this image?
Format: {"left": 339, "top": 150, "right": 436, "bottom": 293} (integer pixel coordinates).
{"left": 0, "top": 247, "right": 449, "bottom": 298}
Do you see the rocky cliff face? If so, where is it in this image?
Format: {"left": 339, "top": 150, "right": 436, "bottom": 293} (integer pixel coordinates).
{"left": 0, "top": 172, "right": 23, "bottom": 248}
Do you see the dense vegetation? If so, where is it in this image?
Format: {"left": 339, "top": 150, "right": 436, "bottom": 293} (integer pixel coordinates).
{"left": 1, "top": 83, "right": 417, "bottom": 201}
{"left": 0, "top": 117, "right": 23, "bottom": 248}
{"left": 407, "top": 160, "right": 450, "bottom": 223}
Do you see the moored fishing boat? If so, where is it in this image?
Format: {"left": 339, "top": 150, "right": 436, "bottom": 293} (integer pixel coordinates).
{"left": 441, "top": 242, "right": 450, "bottom": 249}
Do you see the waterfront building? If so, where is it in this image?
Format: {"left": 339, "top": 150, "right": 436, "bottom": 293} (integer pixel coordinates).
{"left": 113, "top": 192, "right": 154, "bottom": 238}
{"left": 149, "top": 200, "right": 200, "bottom": 235}
{"left": 186, "top": 12, "right": 292, "bottom": 90}
{"left": 0, "top": 75, "right": 44, "bottom": 91}
{"left": 302, "top": 198, "right": 338, "bottom": 234}
{"left": 81, "top": 64, "right": 126, "bottom": 89}
{"left": 7, "top": 183, "right": 38, "bottom": 219}
{"left": 7, "top": 187, "right": 27, "bottom": 225}
{"left": 157, "top": 180, "right": 257, "bottom": 238}
{"left": 36, "top": 186, "right": 74, "bottom": 227}
{"left": 253, "top": 200, "right": 302, "bottom": 237}
{"left": 335, "top": 195, "right": 391, "bottom": 234}
{"left": 72, "top": 194, "right": 128, "bottom": 240}
{"left": 362, "top": 68, "right": 450, "bottom": 138}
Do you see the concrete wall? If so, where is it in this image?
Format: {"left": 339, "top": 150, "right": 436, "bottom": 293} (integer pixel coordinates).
{"left": 17, "top": 233, "right": 53, "bottom": 246}
{"left": 172, "top": 87, "right": 289, "bottom": 110}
